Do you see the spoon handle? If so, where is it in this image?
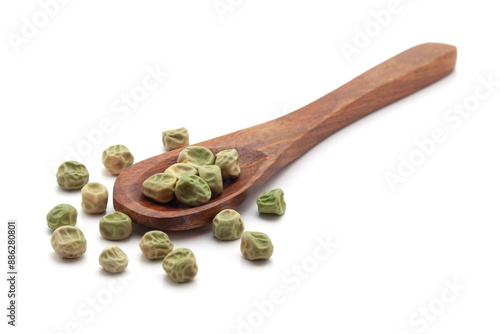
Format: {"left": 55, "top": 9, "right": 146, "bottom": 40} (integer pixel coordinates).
{"left": 239, "top": 43, "right": 456, "bottom": 169}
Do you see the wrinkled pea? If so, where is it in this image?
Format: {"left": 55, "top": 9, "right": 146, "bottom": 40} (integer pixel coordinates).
{"left": 256, "top": 188, "right": 286, "bottom": 215}
{"left": 198, "top": 165, "right": 223, "bottom": 196}
{"left": 162, "top": 248, "right": 198, "bottom": 283}
{"left": 102, "top": 145, "right": 134, "bottom": 175}
{"left": 240, "top": 231, "right": 274, "bottom": 260}
{"left": 46, "top": 204, "right": 78, "bottom": 230}
{"left": 51, "top": 226, "right": 87, "bottom": 258}
{"left": 139, "top": 230, "right": 174, "bottom": 259}
{"left": 215, "top": 149, "right": 240, "bottom": 178}
{"left": 56, "top": 161, "right": 89, "bottom": 190}
{"left": 212, "top": 209, "right": 244, "bottom": 240}
{"left": 174, "top": 175, "right": 211, "bottom": 206}
{"left": 81, "top": 182, "right": 108, "bottom": 214}
{"left": 177, "top": 146, "right": 215, "bottom": 169}
{"left": 99, "top": 211, "right": 132, "bottom": 240}
{"left": 163, "top": 127, "right": 189, "bottom": 151}
{"left": 99, "top": 246, "right": 129, "bottom": 273}
{"left": 164, "top": 163, "right": 198, "bottom": 180}
{"left": 142, "top": 173, "right": 177, "bottom": 203}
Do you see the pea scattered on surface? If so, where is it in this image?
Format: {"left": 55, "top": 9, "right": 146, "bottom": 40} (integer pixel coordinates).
{"left": 81, "top": 182, "right": 108, "bottom": 214}
{"left": 46, "top": 204, "right": 77, "bottom": 230}
{"left": 99, "top": 246, "right": 129, "bottom": 273}
{"left": 162, "top": 127, "right": 189, "bottom": 151}
{"left": 102, "top": 144, "right": 134, "bottom": 175}
{"left": 240, "top": 231, "right": 274, "bottom": 260}
{"left": 174, "top": 175, "right": 211, "bottom": 206}
{"left": 99, "top": 211, "right": 132, "bottom": 240}
{"left": 212, "top": 209, "right": 244, "bottom": 240}
{"left": 51, "top": 226, "right": 87, "bottom": 258}
{"left": 256, "top": 188, "right": 286, "bottom": 215}
{"left": 56, "top": 161, "right": 89, "bottom": 190}
{"left": 215, "top": 149, "right": 240, "bottom": 178}
{"left": 177, "top": 146, "right": 215, "bottom": 169}
{"left": 142, "top": 173, "right": 177, "bottom": 203}
{"left": 139, "top": 230, "right": 174, "bottom": 259}
{"left": 198, "top": 165, "right": 223, "bottom": 196}
{"left": 164, "top": 163, "right": 198, "bottom": 180}
{"left": 162, "top": 248, "right": 198, "bottom": 283}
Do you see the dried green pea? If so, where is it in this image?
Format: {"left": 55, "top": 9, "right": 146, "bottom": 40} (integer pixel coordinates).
{"left": 215, "top": 149, "right": 240, "bottom": 178}
{"left": 102, "top": 144, "right": 134, "bottom": 175}
{"left": 240, "top": 231, "right": 274, "bottom": 260}
{"left": 162, "top": 248, "right": 198, "bottom": 283}
{"left": 81, "top": 182, "right": 108, "bottom": 214}
{"left": 174, "top": 175, "right": 211, "bottom": 206}
{"left": 99, "top": 246, "right": 129, "bottom": 273}
{"left": 139, "top": 230, "right": 174, "bottom": 259}
{"left": 212, "top": 209, "right": 244, "bottom": 240}
{"left": 56, "top": 161, "right": 89, "bottom": 190}
{"left": 162, "top": 127, "right": 189, "bottom": 151}
{"left": 99, "top": 211, "right": 132, "bottom": 240}
{"left": 256, "top": 188, "right": 286, "bottom": 215}
{"left": 198, "top": 165, "right": 223, "bottom": 196}
{"left": 142, "top": 173, "right": 177, "bottom": 203}
{"left": 164, "top": 163, "right": 198, "bottom": 180}
{"left": 51, "top": 226, "right": 87, "bottom": 258}
{"left": 177, "top": 146, "right": 215, "bottom": 169}
{"left": 46, "top": 204, "right": 78, "bottom": 230}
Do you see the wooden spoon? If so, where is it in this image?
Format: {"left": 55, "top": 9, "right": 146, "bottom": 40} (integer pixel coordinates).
{"left": 114, "top": 42, "right": 457, "bottom": 231}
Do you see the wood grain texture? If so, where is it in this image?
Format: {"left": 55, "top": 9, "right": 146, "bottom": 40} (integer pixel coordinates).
{"left": 114, "top": 42, "right": 457, "bottom": 231}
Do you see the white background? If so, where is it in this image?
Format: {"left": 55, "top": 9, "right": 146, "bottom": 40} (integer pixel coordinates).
{"left": 1, "top": 1, "right": 500, "bottom": 333}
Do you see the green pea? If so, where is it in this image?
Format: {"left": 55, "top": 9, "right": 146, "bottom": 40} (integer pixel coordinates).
{"left": 81, "top": 182, "right": 108, "bottom": 214}
{"left": 99, "top": 246, "right": 129, "bottom": 273}
{"left": 162, "top": 248, "right": 198, "bottom": 283}
{"left": 256, "top": 188, "right": 286, "bottom": 215}
{"left": 240, "top": 231, "right": 274, "bottom": 260}
{"left": 164, "top": 163, "right": 198, "bottom": 180}
{"left": 56, "top": 161, "right": 89, "bottom": 190}
{"left": 215, "top": 149, "right": 240, "bottom": 178}
{"left": 198, "top": 165, "right": 223, "bottom": 196}
{"left": 177, "top": 146, "right": 215, "bottom": 169}
{"left": 162, "top": 127, "right": 189, "bottom": 151}
{"left": 99, "top": 211, "right": 132, "bottom": 240}
{"left": 46, "top": 204, "right": 78, "bottom": 230}
{"left": 139, "top": 230, "right": 174, "bottom": 259}
{"left": 142, "top": 173, "right": 177, "bottom": 203}
{"left": 51, "top": 226, "right": 87, "bottom": 258}
{"left": 102, "top": 144, "right": 134, "bottom": 175}
{"left": 174, "top": 175, "right": 211, "bottom": 206}
{"left": 212, "top": 209, "right": 244, "bottom": 240}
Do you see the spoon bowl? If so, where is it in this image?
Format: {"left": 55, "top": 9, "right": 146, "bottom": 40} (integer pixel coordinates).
{"left": 114, "top": 145, "right": 269, "bottom": 230}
